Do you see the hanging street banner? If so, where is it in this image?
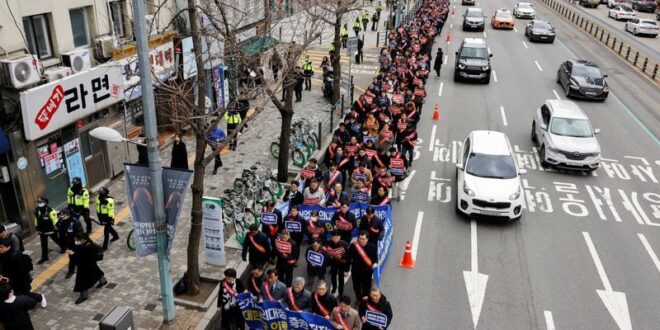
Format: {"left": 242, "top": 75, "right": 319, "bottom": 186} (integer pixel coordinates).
{"left": 124, "top": 164, "right": 193, "bottom": 257}
{"left": 236, "top": 293, "right": 334, "bottom": 330}
{"left": 202, "top": 196, "right": 226, "bottom": 266}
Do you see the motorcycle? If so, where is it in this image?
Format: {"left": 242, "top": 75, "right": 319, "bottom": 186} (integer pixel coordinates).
{"left": 322, "top": 70, "right": 334, "bottom": 100}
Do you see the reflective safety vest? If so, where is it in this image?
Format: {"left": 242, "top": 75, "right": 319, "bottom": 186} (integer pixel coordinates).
{"left": 95, "top": 197, "right": 115, "bottom": 219}
{"left": 302, "top": 60, "right": 313, "bottom": 71}
{"left": 376, "top": 2, "right": 383, "bottom": 11}
{"left": 224, "top": 112, "right": 242, "bottom": 125}
{"left": 353, "top": 21, "right": 361, "bottom": 29}
{"left": 362, "top": 12, "right": 370, "bottom": 21}
{"left": 67, "top": 187, "right": 90, "bottom": 208}
{"left": 34, "top": 207, "right": 58, "bottom": 232}
{"left": 341, "top": 27, "right": 348, "bottom": 37}
{"left": 329, "top": 43, "right": 336, "bottom": 52}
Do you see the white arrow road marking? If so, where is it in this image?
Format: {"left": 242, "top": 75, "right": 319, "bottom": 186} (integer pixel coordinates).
{"left": 583, "top": 232, "right": 632, "bottom": 330}
{"left": 552, "top": 90, "right": 562, "bottom": 101}
{"left": 492, "top": 70, "right": 498, "bottom": 82}
{"left": 464, "top": 220, "right": 488, "bottom": 329}
{"left": 535, "top": 60, "right": 544, "bottom": 72}
{"left": 412, "top": 211, "right": 424, "bottom": 259}
{"left": 429, "top": 125, "right": 437, "bottom": 152}
{"left": 500, "top": 106, "right": 508, "bottom": 126}
{"left": 522, "top": 40, "right": 529, "bottom": 49}
{"left": 638, "top": 233, "right": 660, "bottom": 274}
{"left": 544, "top": 311, "right": 555, "bottom": 330}
{"left": 439, "top": 82, "right": 444, "bottom": 96}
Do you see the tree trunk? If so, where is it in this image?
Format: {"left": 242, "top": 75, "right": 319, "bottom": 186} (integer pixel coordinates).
{"left": 276, "top": 78, "right": 295, "bottom": 182}
{"left": 332, "top": 14, "right": 343, "bottom": 105}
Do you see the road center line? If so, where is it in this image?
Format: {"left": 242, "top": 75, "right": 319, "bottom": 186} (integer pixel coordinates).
{"left": 450, "top": 23, "right": 453, "bottom": 29}
{"left": 552, "top": 89, "right": 562, "bottom": 101}
{"left": 534, "top": 60, "right": 543, "bottom": 72}
{"left": 412, "top": 211, "right": 424, "bottom": 260}
{"left": 443, "top": 55, "right": 448, "bottom": 64}
{"left": 522, "top": 40, "right": 529, "bottom": 49}
{"left": 544, "top": 311, "right": 556, "bottom": 330}
{"left": 638, "top": 233, "right": 660, "bottom": 274}
{"left": 471, "top": 220, "right": 478, "bottom": 273}
{"left": 438, "top": 82, "right": 444, "bottom": 96}
{"left": 583, "top": 232, "right": 613, "bottom": 291}
{"left": 483, "top": 31, "right": 487, "bottom": 38}
{"left": 513, "top": 26, "right": 518, "bottom": 32}
{"left": 500, "top": 106, "right": 508, "bottom": 126}
{"left": 487, "top": 47, "right": 491, "bottom": 54}
{"left": 429, "top": 125, "right": 437, "bottom": 152}
{"left": 492, "top": 70, "right": 498, "bottom": 82}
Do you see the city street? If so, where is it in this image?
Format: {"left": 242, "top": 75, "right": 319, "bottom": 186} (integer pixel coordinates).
{"left": 379, "top": 0, "right": 660, "bottom": 329}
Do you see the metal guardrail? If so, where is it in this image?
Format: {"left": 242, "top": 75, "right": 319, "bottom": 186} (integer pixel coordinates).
{"left": 541, "top": 0, "right": 660, "bottom": 84}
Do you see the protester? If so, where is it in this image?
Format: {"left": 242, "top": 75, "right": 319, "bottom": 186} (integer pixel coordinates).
{"left": 359, "top": 207, "right": 385, "bottom": 246}
{"left": 311, "top": 280, "right": 337, "bottom": 319}
{"left": 170, "top": 134, "right": 189, "bottom": 169}
{"left": 322, "top": 162, "right": 344, "bottom": 192}
{"left": 245, "top": 265, "right": 267, "bottom": 297}
{"left": 305, "top": 239, "right": 327, "bottom": 289}
{"left": 284, "top": 205, "right": 305, "bottom": 246}
{"left": 242, "top": 224, "right": 271, "bottom": 268}
{"left": 326, "top": 183, "right": 350, "bottom": 208}
{"left": 68, "top": 232, "right": 107, "bottom": 304}
{"left": 303, "top": 179, "right": 326, "bottom": 206}
{"left": 274, "top": 230, "right": 299, "bottom": 287}
{"left": 359, "top": 287, "right": 393, "bottom": 330}
{"left": 348, "top": 231, "right": 378, "bottom": 300}
{"left": 33, "top": 196, "right": 63, "bottom": 264}
{"left": 260, "top": 269, "right": 287, "bottom": 302}
{"left": 282, "top": 181, "right": 304, "bottom": 207}
{"left": 283, "top": 277, "right": 312, "bottom": 312}
{"left": 217, "top": 268, "right": 245, "bottom": 330}
{"left": 305, "top": 211, "right": 326, "bottom": 244}
{"left": 326, "top": 231, "right": 349, "bottom": 297}
{"left": 261, "top": 200, "right": 284, "bottom": 260}
{"left": 330, "top": 295, "right": 362, "bottom": 330}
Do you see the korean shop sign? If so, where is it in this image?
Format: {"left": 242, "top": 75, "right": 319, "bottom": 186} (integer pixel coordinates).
{"left": 118, "top": 41, "right": 174, "bottom": 101}
{"left": 20, "top": 65, "right": 124, "bottom": 141}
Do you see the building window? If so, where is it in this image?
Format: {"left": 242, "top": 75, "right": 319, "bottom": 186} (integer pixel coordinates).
{"left": 69, "top": 8, "right": 91, "bottom": 47}
{"left": 22, "top": 14, "right": 54, "bottom": 59}
{"left": 110, "top": 2, "right": 125, "bottom": 37}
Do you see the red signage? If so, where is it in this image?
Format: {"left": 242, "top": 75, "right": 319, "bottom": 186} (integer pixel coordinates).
{"left": 34, "top": 85, "right": 65, "bottom": 130}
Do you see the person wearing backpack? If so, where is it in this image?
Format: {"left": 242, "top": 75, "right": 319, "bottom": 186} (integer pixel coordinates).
{"left": 0, "top": 225, "right": 22, "bottom": 252}
{"left": 66, "top": 232, "right": 107, "bottom": 304}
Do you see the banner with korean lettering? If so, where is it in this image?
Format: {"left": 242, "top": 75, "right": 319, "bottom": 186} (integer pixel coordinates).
{"left": 202, "top": 196, "right": 225, "bottom": 266}
{"left": 212, "top": 66, "right": 229, "bottom": 111}
{"left": 236, "top": 293, "right": 264, "bottom": 329}
{"left": 236, "top": 292, "right": 334, "bottom": 330}
{"left": 162, "top": 167, "right": 193, "bottom": 256}
{"left": 20, "top": 65, "right": 124, "bottom": 140}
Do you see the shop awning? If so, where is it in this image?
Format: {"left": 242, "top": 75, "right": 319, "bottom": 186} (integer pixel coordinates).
{"left": 239, "top": 36, "right": 280, "bottom": 56}
{"left": 0, "top": 127, "right": 10, "bottom": 154}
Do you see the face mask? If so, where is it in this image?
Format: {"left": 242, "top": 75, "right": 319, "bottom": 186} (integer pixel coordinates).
{"left": 38, "top": 202, "right": 46, "bottom": 207}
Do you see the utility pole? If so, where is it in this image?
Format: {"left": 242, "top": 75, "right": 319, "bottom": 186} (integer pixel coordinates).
{"left": 130, "top": 0, "right": 176, "bottom": 323}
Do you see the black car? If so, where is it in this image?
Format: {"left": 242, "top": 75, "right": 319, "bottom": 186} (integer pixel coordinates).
{"left": 525, "top": 20, "right": 556, "bottom": 43}
{"left": 556, "top": 60, "right": 609, "bottom": 101}
{"left": 462, "top": 0, "right": 475, "bottom": 5}
{"left": 454, "top": 38, "right": 492, "bottom": 83}
{"left": 463, "top": 8, "right": 486, "bottom": 31}
{"left": 632, "top": 0, "right": 657, "bottom": 12}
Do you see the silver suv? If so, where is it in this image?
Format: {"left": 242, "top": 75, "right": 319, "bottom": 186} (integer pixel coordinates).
{"left": 531, "top": 99, "right": 601, "bottom": 171}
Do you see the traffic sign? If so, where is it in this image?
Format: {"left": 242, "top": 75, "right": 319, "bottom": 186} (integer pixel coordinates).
{"left": 347, "top": 37, "right": 358, "bottom": 55}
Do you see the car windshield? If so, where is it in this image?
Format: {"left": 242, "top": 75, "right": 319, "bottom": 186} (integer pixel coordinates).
{"left": 466, "top": 153, "right": 517, "bottom": 179}
{"left": 519, "top": 3, "right": 533, "bottom": 9}
{"left": 467, "top": 10, "right": 483, "bottom": 17}
{"left": 618, "top": 6, "right": 634, "bottom": 12}
{"left": 550, "top": 118, "right": 593, "bottom": 137}
{"left": 572, "top": 65, "right": 603, "bottom": 78}
{"left": 497, "top": 11, "right": 513, "bottom": 18}
{"left": 641, "top": 20, "right": 657, "bottom": 25}
{"left": 461, "top": 46, "right": 488, "bottom": 58}
{"left": 535, "top": 21, "right": 552, "bottom": 29}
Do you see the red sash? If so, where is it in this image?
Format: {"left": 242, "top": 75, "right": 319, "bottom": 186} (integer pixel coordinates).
{"left": 314, "top": 292, "right": 330, "bottom": 316}
{"left": 287, "top": 288, "right": 302, "bottom": 312}
{"left": 390, "top": 157, "right": 404, "bottom": 169}
{"left": 334, "top": 307, "right": 351, "bottom": 330}
{"left": 397, "top": 120, "right": 407, "bottom": 132}
{"left": 363, "top": 297, "right": 383, "bottom": 313}
{"left": 364, "top": 95, "right": 373, "bottom": 105}
{"left": 368, "top": 225, "right": 380, "bottom": 234}
{"left": 345, "top": 144, "right": 358, "bottom": 155}
{"left": 264, "top": 282, "right": 275, "bottom": 301}
{"left": 326, "top": 246, "right": 346, "bottom": 258}
{"left": 327, "top": 171, "right": 341, "bottom": 187}
{"left": 222, "top": 280, "right": 237, "bottom": 298}
{"left": 380, "top": 130, "right": 393, "bottom": 140}
{"left": 336, "top": 214, "right": 353, "bottom": 231}
{"left": 379, "top": 197, "right": 390, "bottom": 206}
{"left": 249, "top": 234, "right": 267, "bottom": 254}
{"left": 302, "top": 168, "right": 316, "bottom": 179}
{"left": 407, "top": 108, "right": 417, "bottom": 119}
{"left": 405, "top": 133, "right": 417, "bottom": 147}
{"left": 365, "top": 149, "right": 377, "bottom": 158}
{"left": 413, "top": 78, "right": 422, "bottom": 86}
{"left": 337, "top": 157, "right": 350, "bottom": 169}
{"left": 353, "top": 242, "right": 373, "bottom": 268}
{"left": 379, "top": 112, "right": 389, "bottom": 123}
{"left": 391, "top": 105, "right": 401, "bottom": 115}
{"left": 327, "top": 147, "right": 335, "bottom": 159}
{"left": 304, "top": 197, "right": 320, "bottom": 205}
{"left": 308, "top": 220, "right": 324, "bottom": 235}
{"left": 251, "top": 276, "right": 261, "bottom": 294}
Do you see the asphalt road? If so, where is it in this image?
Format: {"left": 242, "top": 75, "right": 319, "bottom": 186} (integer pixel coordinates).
{"left": 379, "top": 0, "right": 660, "bottom": 329}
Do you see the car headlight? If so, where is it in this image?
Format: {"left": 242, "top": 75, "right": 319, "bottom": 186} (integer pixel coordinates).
{"left": 602, "top": 87, "right": 609, "bottom": 92}
{"left": 463, "top": 182, "right": 475, "bottom": 197}
{"left": 548, "top": 147, "right": 561, "bottom": 154}
{"left": 569, "top": 84, "right": 580, "bottom": 90}
{"left": 458, "top": 64, "right": 466, "bottom": 69}
{"left": 482, "top": 66, "right": 489, "bottom": 71}
{"left": 509, "top": 189, "right": 521, "bottom": 201}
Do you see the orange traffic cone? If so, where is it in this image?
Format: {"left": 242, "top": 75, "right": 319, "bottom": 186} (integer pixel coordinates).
{"left": 399, "top": 240, "right": 416, "bottom": 269}
{"left": 432, "top": 104, "right": 440, "bottom": 121}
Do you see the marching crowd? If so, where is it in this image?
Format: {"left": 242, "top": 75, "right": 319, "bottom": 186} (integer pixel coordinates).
{"left": 222, "top": 0, "right": 450, "bottom": 329}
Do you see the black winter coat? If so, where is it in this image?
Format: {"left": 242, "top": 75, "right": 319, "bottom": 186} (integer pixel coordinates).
{"left": 73, "top": 241, "right": 105, "bottom": 292}
{"left": 170, "top": 141, "right": 189, "bottom": 170}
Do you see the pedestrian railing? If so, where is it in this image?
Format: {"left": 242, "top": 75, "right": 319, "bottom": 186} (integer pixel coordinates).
{"left": 541, "top": 0, "right": 660, "bottom": 84}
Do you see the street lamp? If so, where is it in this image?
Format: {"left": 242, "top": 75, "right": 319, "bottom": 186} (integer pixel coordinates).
{"left": 90, "top": 127, "right": 146, "bottom": 146}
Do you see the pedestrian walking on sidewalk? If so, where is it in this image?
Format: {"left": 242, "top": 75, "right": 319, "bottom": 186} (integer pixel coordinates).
{"left": 170, "top": 134, "right": 189, "bottom": 170}
{"left": 57, "top": 208, "right": 82, "bottom": 279}
{"left": 237, "top": 96, "right": 250, "bottom": 129}
{"left": 434, "top": 48, "right": 443, "bottom": 78}
{"left": 33, "top": 196, "right": 64, "bottom": 264}
{"left": 270, "top": 51, "right": 282, "bottom": 80}
{"left": 353, "top": 18, "right": 362, "bottom": 36}
{"left": 217, "top": 268, "right": 245, "bottom": 330}
{"left": 372, "top": 10, "right": 380, "bottom": 31}
{"left": 208, "top": 123, "right": 226, "bottom": 174}
{"left": 355, "top": 37, "right": 364, "bottom": 64}
{"left": 68, "top": 232, "right": 107, "bottom": 304}
{"left": 95, "top": 187, "right": 119, "bottom": 250}
{"left": 0, "top": 283, "right": 47, "bottom": 330}
{"left": 294, "top": 66, "right": 304, "bottom": 102}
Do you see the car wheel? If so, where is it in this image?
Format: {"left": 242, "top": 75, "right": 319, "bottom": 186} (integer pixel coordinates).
{"left": 556, "top": 71, "right": 561, "bottom": 83}
{"left": 531, "top": 123, "right": 537, "bottom": 143}
{"left": 539, "top": 146, "right": 550, "bottom": 168}
{"left": 454, "top": 72, "right": 460, "bottom": 82}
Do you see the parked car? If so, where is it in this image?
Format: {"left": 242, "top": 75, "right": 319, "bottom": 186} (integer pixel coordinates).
{"left": 579, "top": 0, "right": 600, "bottom": 8}
{"left": 631, "top": 0, "right": 657, "bottom": 12}
{"left": 513, "top": 2, "right": 536, "bottom": 18}
{"left": 556, "top": 60, "right": 609, "bottom": 101}
{"left": 625, "top": 18, "right": 659, "bottom": 37}
{"left": 608, "top": 5, "right": 636, "bottom": 20}
{"left": 492, "top": 9, "right": 515, "bottom": 29}
{"left": 463, "top": 8, "right": 486, "bottom": 31}
{"left": 462, "top": 0, "right": 476, "bottom": 5}
{"left": 525, "top": 19, "right": 556, "bottom": 42}
{"left": 531, "top": 99, "right": 601, "bottom": 172}
{"left": 454, "top": 38, "right": 492, "bottom": 83}
{"left": 456, "top": 130, "right": 525, "bottom": 221}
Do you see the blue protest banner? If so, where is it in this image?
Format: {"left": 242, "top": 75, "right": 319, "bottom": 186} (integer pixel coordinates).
{"left": 299, "top": 311, "right": 335, "bottom": 330}
{"left": 286, "top": 310, "right": 308, "bottom": 330}
{"left": 307, "top": 250, "right": 325, "bottom": 267}
{"left": 366, "top": 310, "right": 389, "bottom": 328}
{"left": 374, "top": 205, "right": 392, "bottom": 286}
{"left": 285, "top": 221, "right": 302, "bottom": 232}
{"left": 261, "top": 212, "right": 278, "bottom": 225}
{"left": 236, "top": 293, "right": 264, "bottom": 329}
{"left": 262, "top": 301, "right": 289, "bottom": 330}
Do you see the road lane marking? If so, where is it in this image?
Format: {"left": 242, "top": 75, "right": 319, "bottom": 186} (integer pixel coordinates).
{"left": 583, "top": 232, "right": 612, "bottom": 291}
{"left": 412, "top": 211, "right": 424, "bottom": 259}
{"left": 638, "top": 233, "right": 660, "bottom": 274}
{"left": 463, "top": 219, "right": 488, "bottom": 330}
{"left": 443, "top": 55, "right": 448, "bottom": 64}
{"left": 552, "top": 89, "right": 562, "bottom": 101}
{"left": 487, "top": 47, "right": 491, "bottom": 54}
{"left": 471, "top": 220, "right": 478, "bottom": 273}
{"left": 438, "top": 82, "right": 444, "bottom": 96}
{"left": 483, "top": 31, "right": 487, "bottom": 38}
{"left": 544, "top": 311, "right": 555, "bottom": 330}
{"left": 534, "top": 60, "right": 543, "bottom": 72}
{"left": 492, "top": 70, "right": 498, "bottom": 82}
{"left": 450, "top": 23, "right": 453, "bottom": 29}
{"left": 500, "top": 106, "right": 508, "bottom": 126}
{"left": 522, "top": 40, "right": 529, "bottom": 49}
{"left": 513, "top": 26, "right": 518, "bottom": 32}
{"left": 429, "top": 125, "right": 437, "bottom": 152}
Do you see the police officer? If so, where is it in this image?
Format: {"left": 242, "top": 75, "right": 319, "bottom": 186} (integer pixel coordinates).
{"left": 224, "top": 108, "right": 242, "bottom": 151}
{"left": 353, "top": 18, "right": 362, "bottom": 36}
{"left": 341, "top": 24, "right": 349, "bottom": 48}
{"left": 361, "top": 11, "right": 370, "bottom": 33}
{"left": 57, "top": 208, "right": 82, "bottom": 279}
{"left": 67, "top": 177, "right": 92, "bottom": 235}
{"left": 329, "top": 42, "right": 337, "bottom": 66}
{"left": 34, "top": 196, "right": 63, "bottom": 264}
{"left": 302, "top": 55, "right": 314, "bottom": 91}
{"left": 95, "top": 187, "right": 119, "bottom": 251}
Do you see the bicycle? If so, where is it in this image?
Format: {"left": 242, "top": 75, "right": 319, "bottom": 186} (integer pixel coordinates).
{"left": 127, "top": 229, "right": 136, "bottom": 251}
{"left": 222, "top": 189, "right": 260, "bottom": 244}
{"left": 270, "top": 137, "right": 308, "bottom": 167}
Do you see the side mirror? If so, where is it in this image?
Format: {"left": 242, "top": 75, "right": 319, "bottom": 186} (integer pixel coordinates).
{"left": 594, "top": 128, "right": 601, "bottom": 135}
{"left": 603, "top": 74, "right": 608, "bottom": 78}
{"left": 456, "top": 163, "right": 464, "bottom": 170}
{"left": 540, "top": 123, "right": 548, "bottom": 131}
{"left": 489, "top": 54, "right": 493, "bottom": 57}
{"left": 519, "top": 169, "right": 528, "bottom": 175}
{"left": 455, "top": 51, "right": 459, "bottom": 55}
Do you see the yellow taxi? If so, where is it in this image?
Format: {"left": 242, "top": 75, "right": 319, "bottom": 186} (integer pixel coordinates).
{"left": 491, "top": 9, "right": 515, "bottom": 29}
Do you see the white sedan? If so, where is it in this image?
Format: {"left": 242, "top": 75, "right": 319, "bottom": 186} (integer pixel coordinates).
{"left": 607, "top": 0, "right": 626, "bottom": 8}
{"left": 608, "top": 5, "right": 636, "bottom": 20}
{"left": 625, "top": 18, "right": 659, "bottom": 37}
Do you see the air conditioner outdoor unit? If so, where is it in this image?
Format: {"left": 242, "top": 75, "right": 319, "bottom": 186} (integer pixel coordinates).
{"left": 0, "top": 55, "right": 41, "bottom": 89}
{"left": 44, "top": 66, "right": 73, "bottom": 82}
{"left": 95, "top": 35, "right": 116, "bottom": 59}
{"left": 62, "top": 49, "right": 91, "bottom": 73}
